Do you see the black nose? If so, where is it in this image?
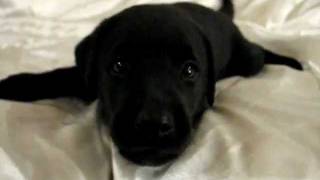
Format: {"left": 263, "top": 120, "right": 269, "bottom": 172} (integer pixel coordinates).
{"left": 135, "top": 114, "right": 175, "bottom": 138}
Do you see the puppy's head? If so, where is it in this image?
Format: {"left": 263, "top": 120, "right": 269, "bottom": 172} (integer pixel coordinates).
{"left": 76, "top": 5, "right": 215, "bottom": 166}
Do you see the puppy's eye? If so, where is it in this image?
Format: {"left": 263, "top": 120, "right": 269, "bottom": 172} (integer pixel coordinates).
{"left": 181, "top": 62, "right": 199, "bottom": 80}
{"left": 110, "top": 61, "right": 130, "bottom": 76}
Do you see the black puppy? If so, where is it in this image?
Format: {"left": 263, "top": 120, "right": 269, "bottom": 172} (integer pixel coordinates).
{"left": 0, "top": 1, "right": 302, "bottom": 166}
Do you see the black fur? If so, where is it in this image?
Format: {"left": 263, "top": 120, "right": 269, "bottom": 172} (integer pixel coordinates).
{"left": 220, "top": 0, "right": 234, "bottom": 17}
{"left": 0, "top": 2, "right": 302, "bottom": 166}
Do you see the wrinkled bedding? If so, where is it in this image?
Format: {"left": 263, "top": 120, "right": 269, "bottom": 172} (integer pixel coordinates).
{"left": 0, "top": 0, "right": 320, "bottom": 179}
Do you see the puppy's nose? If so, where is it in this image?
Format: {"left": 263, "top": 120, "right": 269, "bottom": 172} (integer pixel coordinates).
{"left": 158, "top": 115, "right": 174, "bottom": 137}
{"left": 135, "top": 114, "right": 175, "bottom": 138}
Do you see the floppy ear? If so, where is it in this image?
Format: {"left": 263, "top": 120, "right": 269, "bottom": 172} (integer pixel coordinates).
{"left": 174, "top": 3, "right": 235, "bottom": 106}
{"left": 75, "top": 32, "right": 98, "bottom": 101}
{"left": 202, "top": 38, "right": 215, "bottom": 106}
{"left": 200, "top": 26, "right": 265, "bottom": 106}
{"left": 74, "top": 17, "right": 119, "bottom": 101}
{"left": 184, "top": 27, "right": 215, "bottom": 106}
{"left": 175, "top": 3, "right": 264, "bottom": 107}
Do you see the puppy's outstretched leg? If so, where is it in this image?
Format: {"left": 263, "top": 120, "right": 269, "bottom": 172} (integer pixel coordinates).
{"left": 0, "top": 67, "right": 95, "bottom": 103}
{"left": 224, "top": 31, "right": 303, "bottom": 79}
{"left": 264, "top": 50, "right": 303, "bottom": 70}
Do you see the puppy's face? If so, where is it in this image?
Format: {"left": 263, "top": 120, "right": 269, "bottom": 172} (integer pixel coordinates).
{"left": 79, "top": 6, "right": 213, "bottom": 166}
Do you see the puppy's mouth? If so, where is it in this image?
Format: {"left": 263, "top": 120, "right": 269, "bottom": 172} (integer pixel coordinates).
{"left": 115, "top": 130, "right": 192, "bottom": 166}
{"left": 107, "top": 106, "right": 193, "bottom": 166}
{"left": 119, "top": 146, "right": 182, "bottom": 166}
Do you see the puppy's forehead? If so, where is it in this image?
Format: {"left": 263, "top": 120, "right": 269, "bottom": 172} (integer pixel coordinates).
{"left": 116, "top": 5, "right": 192, "bottom": 32}
{"left": 106, "top": 5, "right": 200, "bottom": 52}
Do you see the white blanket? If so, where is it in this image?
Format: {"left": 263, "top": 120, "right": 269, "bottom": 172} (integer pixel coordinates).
{"left": 0, "top": 0, "right": 320, "bottom": 179}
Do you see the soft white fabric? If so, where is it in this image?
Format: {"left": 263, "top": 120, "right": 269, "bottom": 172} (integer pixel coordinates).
{"left": 0, "top": 0, "right": 320, "bottom": 179}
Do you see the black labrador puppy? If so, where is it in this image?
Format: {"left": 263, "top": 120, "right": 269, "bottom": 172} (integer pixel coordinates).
{"left": 0, "top": 1, "right": 302, "bottom": 166}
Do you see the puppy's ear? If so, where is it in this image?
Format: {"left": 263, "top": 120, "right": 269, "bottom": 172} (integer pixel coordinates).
{"left": 174, "top": 3, "right": 238, "bottom": 107}
{"left": 75, "top": 17, "right": 118, "bottom": 101}
{"left": 174, "top": 3, "right": 235, "bottom": 106}
{"left": 203, "top": 38, "right": 215, "bottom": 106}
{"left": 75, "top": 33, "right": 98, "bottom": 101}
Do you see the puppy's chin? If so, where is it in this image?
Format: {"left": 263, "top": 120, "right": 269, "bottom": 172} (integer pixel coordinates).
{"left": 119, "top": 147, "right": 183, "bottom": 166}
{"left": 111, "top": 128, "right": 192, "bottom": 166}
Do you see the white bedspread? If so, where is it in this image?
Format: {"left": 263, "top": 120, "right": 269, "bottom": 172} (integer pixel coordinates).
{"left": 0, "top": 0, "right": 320, "bottom": 179}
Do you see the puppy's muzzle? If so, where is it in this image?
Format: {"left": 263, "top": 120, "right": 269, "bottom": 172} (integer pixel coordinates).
{"left": 134, "top": 112, "right": 175, "bottom": 141}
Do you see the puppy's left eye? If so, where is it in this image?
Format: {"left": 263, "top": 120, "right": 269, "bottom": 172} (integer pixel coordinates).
{"left": 181, "top": 62, "right": 199, "bottom": 80}
{"left": 110, "top": 60, "right": 130, "bottom": 77}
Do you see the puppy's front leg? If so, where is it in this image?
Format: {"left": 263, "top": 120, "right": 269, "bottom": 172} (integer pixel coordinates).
{"left": 0, "top": 67, "right": 94, "bottom": 102}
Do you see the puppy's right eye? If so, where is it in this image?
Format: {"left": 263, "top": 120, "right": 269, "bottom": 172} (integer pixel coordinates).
{"left": 110, "top": 61, "right": 130, "bottom": 77}
{"left": 181, "top": 62, "right": 199, "bottom": 81}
